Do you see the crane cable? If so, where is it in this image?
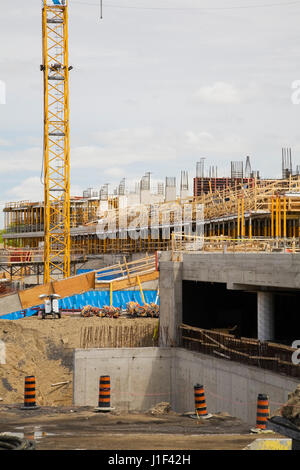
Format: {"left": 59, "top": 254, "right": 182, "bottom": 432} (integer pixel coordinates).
{"left": 72, "top": 0, "right": 300, "bottom": 12}
{"left": 0, "top": 433, "right": 36, "bottom": 450}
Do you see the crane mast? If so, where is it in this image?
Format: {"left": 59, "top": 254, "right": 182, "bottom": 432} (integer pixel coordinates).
{"left": 41, "top": 0, "right": 71, "bottom": 282}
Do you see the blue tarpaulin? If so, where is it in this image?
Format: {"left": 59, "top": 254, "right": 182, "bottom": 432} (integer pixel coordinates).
{"left": 76, "top": 269, "right": 94, "bottom": 275}
{"left": 0, "top": 307, "right": 41, "bottom": 321}
{"left": 77, "top": 268, "right": 124, "bottom": 281}
{"left": 0, "top": 290, "right": 159, "bottom": 320}
{"left": 59, "top": 290, "right": 159, "bottom": 310}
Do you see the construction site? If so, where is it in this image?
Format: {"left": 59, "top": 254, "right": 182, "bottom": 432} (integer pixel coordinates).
{"left": 0, "top": 0, "right": 300, "bottom": 454}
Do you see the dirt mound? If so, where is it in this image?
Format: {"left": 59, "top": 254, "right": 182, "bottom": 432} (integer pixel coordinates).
{"left": 0, "top": 316, "right": 158, "bottom": 407}
{"left": 281, "top": 384, "right": 300, "bottom": 426}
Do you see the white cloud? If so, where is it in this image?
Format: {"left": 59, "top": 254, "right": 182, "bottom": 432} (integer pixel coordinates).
{"left": 6, "top": 176, "right": 83, "bottom": 202}
{"left": 0, "top": 137, "right": 11, "bottom": 146}
{"left": 0, "top": 147, "right": 41, "bottom": 173}
{"left": 6, "top": 176, "right": 43, "bottom": 202}
{"left": 72, "top": 127, "right": 177, "bottom": 169}
{"left": 195, "top": 82, "right": 243, "bottom": 104}
{"left": 184, "top": 129, "right": 246, "bottom": 154}
{"left": 104, "top": 167, "right": 128, "bottom": 178}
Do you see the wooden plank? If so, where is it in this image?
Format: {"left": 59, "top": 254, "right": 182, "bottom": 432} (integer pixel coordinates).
{"left": 95, "top": 270, "right": 159, "bottom": 291}
{"left": 85, "top": 271, "right": 95, "bottom": 289}
{"left": 19, "top": 282, "right": 54, "bottom": 309}
{"left": 52, "top": 274, "right": 90, "bottom": 298}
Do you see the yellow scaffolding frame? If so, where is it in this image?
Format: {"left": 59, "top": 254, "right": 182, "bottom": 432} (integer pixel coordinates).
{"left": 42, "top": 1, "right": 71, "bottom": 282}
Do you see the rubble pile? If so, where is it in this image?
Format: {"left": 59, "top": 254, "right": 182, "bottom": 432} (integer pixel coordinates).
{"left": 80, "top": 305, "right": 120, "bottom": 318}
{"left": 126, "top": 302, "right": 159, "bottom": 318}
{"left": 281, "top": 384, "right": 300, "bottom": 427}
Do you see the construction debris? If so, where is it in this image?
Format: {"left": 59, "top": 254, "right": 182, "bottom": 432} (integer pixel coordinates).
{"left": 101, "top": 306, "right": 121, "bottom": 318}
{"left": 51, "top": 381, "right": 71, "bottom": 387}
{"left": 148, "top": 402, "right": 171, "bottom": 415}
{"left": 80, "top": 305, "right": 120, "bottom": 318}
{"left": 126, "top": 302, "right": 159, "bottom": 318}
{"left": 280, "top": 385, "right": 300, "bottom": 427}
{"left": 80, "top": 302, "right": 159, "bottom": 319}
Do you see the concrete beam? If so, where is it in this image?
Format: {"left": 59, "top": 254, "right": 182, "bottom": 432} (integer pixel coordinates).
{"left": 159, "top": 261, "right": 183, "bottom": 347}
{"left": 181, "top": 252, "right": 300, "bottom": 291}
{"left": 257, "top": 292, "right": 275, "bottom": 342}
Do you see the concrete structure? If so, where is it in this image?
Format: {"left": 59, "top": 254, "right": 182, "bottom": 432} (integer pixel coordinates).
{"left": 257, "top": 292, "right": 275, "bottom": 341}
{"left": 73, "top": 347, "right": 299, "bottom": 424}
{"left": 74, "top": 348, "right": 172, "bottom": 412}
{"left": 158, "top": 251, "right": 300, "bottom": 345}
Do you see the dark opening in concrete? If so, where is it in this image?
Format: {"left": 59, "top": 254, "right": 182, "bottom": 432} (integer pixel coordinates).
{"left": 182, "top": 281, "right": 257, "bottom": 338}
{"left": 274, "top": 292, "right": 300, "bottom": 346}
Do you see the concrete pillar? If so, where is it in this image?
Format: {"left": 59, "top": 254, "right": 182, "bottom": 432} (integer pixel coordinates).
{"left": 159, "top": 259, "right": 183, "bottom": 347}
{"left": 257, "top": 292, "right": 275, "bottom": 342}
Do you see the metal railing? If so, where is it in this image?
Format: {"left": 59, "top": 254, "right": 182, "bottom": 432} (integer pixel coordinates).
{"left": 180, "top": 324, "right": 300, "bottom": 378}
{"left": 172, "top": 233, "right": 300, "bottom": 253}
{"left": 95, "top": 255, "right": 157, "bottom": 283}
{"left": 0, "top": 247, "right": 86, "bottom": 264}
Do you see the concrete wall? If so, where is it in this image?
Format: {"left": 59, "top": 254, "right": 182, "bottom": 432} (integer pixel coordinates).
{"left": 73, "top": 346, "right": 299, "bottom": 425}
{"left": 173, "top": 349, "right": 299, "bottom": 424}
{"left": 159, "top": 261, "right": 183, "bottom": 347}
{"left": 73, "top": 347, "right": 172, "bottom": 412}
{"left": 177, "top": 252, "right": 300, "bottom": 290}
{"left": 0, "top": 293, "right": 22, "bottom": 315}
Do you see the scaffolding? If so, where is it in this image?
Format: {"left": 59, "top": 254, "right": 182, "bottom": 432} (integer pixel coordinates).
{"left": 42, "top": 0, "right": 71, "bottom": 282}
{"left": 4, "top": 175, "right": 300, "bottom": 255}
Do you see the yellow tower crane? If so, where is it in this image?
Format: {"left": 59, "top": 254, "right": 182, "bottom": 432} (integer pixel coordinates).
{"left": 41, "top": 0, "right": 72, "bottom": 282}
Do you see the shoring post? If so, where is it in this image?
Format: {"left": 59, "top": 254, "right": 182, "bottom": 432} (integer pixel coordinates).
{"left": 137, "top": 275, "right": 145, "bottom": 305}
{"left": 271, "top": 196, "right": 274, "bottom": 238}
{"left": 110, "top": 282, "right": 113, "bottom": 307}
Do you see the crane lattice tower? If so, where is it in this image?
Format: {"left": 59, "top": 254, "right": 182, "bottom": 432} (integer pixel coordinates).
{"left": 41, "top": 0, "right": 71, "bottom": 282}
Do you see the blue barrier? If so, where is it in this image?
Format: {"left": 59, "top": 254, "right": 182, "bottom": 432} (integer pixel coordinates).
{"left": 0, "top": 306, "right": 42, "bottom": 321}
{"left": 59, "top": 290, "right": 159, "bottom": 310}
{"left": 0, "top": 290, "right": 159, "bottom": 320}
{"left": 76, "top": 269, "right": 94, "bottom": 275}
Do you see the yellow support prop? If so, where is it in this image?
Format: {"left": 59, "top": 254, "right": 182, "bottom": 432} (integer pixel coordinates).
{"left": 283, "top": 197, "right": 287, "bottom": 238}
{"left": 271, "top": 197, "right": 274, "bottom": 237}
{"left": 241, "top": 197, "right": 245, "bottom": 238}
{"left": 110, "top": 282, "right": 113, "bottom": 307}
{"left": 237, "top": 198, "right": 240, "bottom": 238}
{"left": 137, "top": 275, "right": 145, "bottom": 305}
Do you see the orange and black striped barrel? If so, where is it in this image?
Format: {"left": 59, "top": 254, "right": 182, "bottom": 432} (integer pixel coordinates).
{"left": 24, "top": 376, "right": 37, "bottom": 408}
{"left": 194, "top": 384, "right": 208, "bottom": 417}
{"left": 256, "top": 394, "right": 270, "bottom": 430}
{"left": 98, "top": 376, "right": 111, "bottom": 409}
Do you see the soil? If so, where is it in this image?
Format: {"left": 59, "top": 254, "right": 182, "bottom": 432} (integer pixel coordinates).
{"left": 0, "top": 316, "right": 157, "bottom": 407}
{"left": 0, "top": 316, "right": 286, "bottom": 451}
{"left": 0, "top": 405, "right": 276, "bottom": 451}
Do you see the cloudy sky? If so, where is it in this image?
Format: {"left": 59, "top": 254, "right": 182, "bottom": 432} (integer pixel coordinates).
{"left": 1, "top": 0, "right": 300, "bottom": 224}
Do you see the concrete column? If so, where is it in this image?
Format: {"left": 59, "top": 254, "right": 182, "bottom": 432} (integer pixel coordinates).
{"left": 257, "top": 292, "right": 275, "bottom": 342}
{"left": 159, "top": 259, "right": 183, "bottom": 347}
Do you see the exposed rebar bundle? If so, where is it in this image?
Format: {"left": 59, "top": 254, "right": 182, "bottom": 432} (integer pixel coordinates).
{"left": 180, "top": 171, "right": 189, "bottom": 191}
{"left": 245, "top": 156, "right": 252, "bottom": 178}
{"left": 282, "top": 148, "right": 292, "bottom": 179}
{"left": 196, "top": 158, "right": 205, "bottom": 178}
{"left": 231, "top": 161, "right": 243, "bottom": 179}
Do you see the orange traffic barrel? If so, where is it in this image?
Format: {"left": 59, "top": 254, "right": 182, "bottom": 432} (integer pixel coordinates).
{"left": 21, "top": 376, "right": 40, "bottom": 410}
{"left": 94, "top": 376, "right": 114, "bottom": 412}
{"left": 194, "top": 384, "right": 208, "bottom": 417}
{"left": 256, "top": 394, "right": 270, "bottom": 430}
